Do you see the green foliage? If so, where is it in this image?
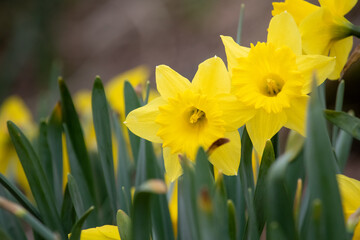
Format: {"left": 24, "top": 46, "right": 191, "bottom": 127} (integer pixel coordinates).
{"left": 0, "top": 76, "right": 356, "bottom": 240}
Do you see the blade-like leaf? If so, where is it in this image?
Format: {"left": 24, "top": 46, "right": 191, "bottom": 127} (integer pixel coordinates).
{"left": 325, "top": 110, "right": 360, "bottom": 140}
{"left": 254, "top": 140, "right": 275, "bottom": 234}
{"left": 92, "top": 77, "right": 117, "bottom": 222}
{"left": 58, "top": 78, "right": 95, "bottom": 198}
{"left": 111, "top": 110, "right": 131, "bottom": 214}
{"left": 47, "top": 102, "right": 64, "bottom": 209}
{"left": 303, "top": 80, "right": 346, "bottom": 239}
{"left": 124, "top": 81, "right": 141, "bottom": 163}
{"left": 117, "top": 209, "right": 132, "bottom": 240}
{"left": 67, "top": 174, "right": 85, "bottom": 219}
{"left": 7, "top": 121, "right": 65, "bottom": 238}
{"left": 61, "top": 185, "right": 76, "bottom": 235}
{"left": 0, "top": 173, "right": 40, "bottom": 220}
{"left": 332, "top": 80, "right": 345, "bottom": 143}
{"left": 69, "top": 206, "right": 95, "bottom": 240}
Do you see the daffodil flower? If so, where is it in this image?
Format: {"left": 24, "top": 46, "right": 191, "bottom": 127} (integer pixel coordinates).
{"left": 272, "top": 0, "right": 357, "bottom": 79}
{"left": 337, "top": 174, "right": 360, "bottom": 239}
{"left": 125, "top": 57, "right": 254, "bottom": 181}
{"left": 76, "top": 225, "right": 120, "bottom": 240}
{"left": 221, "top": 12, "right": 335, "bottom": 155}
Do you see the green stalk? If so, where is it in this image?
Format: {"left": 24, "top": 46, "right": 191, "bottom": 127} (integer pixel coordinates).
{"left": 236, "top": 3, "right": 245, "bottom": 45}
{"left": 332, "top": 80, "right": 345, "bottom": 144}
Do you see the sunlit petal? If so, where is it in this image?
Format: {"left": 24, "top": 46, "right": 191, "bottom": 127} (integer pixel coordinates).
{"left": 328, "top": 36, "right": 353, "bottom": 80}
{"left": 284, "top": 95, "right": 309, "bottom": 136}
{"left": 124, "top": 97, "right": 165, "bottom": 143}
{"left": 163, "top": 147, "right": 183, "bottom": 182}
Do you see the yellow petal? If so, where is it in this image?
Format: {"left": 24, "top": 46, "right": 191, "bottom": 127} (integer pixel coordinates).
{"left": 246, "top": 109, "right": 287, "bottom": 155}
{"left": 319, "top": 0, "right": 357, "bottom": 16}
{"left": 219, "top": 94, "right": 256, "bottom": 131}
{"left": 272, "top": 0, "right": 319, "bottom": 25}
{"left": 80, "top": 225, "right": 120, "bottom": 240}
{"left": 328, "top": 36, "right": 353, "bottom": 80}
{"left": 192, "top": 56, "right": 231, "bottom": 96}
{"left": 284, "top": 95, "right": 309, "bottom": 136}
{"left": 337, "top": 174, "right": 360, "bottom": 216}
{"left": 209, "top": 130, "right": 240, "bottom": 176}
{"left": 156, "top": 65, "right": 191, "bottom": 100}
{"left": 124, "top": 97, "right": 165, "bottom": 143}
{"left": 163, "top": 147, "right": 183, "bottom": 182}
{"left": 220, "top": 35, "right": 250, "bottom": 75}
{"left": 267, "top": 11, "right": 302, "bottom": 55}
{"left": 296, "top": 54, "right": 335, "bottom": 94}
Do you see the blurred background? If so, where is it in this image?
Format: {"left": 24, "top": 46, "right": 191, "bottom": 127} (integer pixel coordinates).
{"left": 0, "top": 0, "right": 360, "bottom": 175}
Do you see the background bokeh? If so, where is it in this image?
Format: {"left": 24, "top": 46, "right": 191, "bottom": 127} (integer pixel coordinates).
{"left": 1, "top": 0, "right": 360, "bottom": 175}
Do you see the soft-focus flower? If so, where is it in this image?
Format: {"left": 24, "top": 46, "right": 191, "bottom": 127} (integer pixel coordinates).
{"left": 221, "top": 12, "right": 335, "bottom": 155}
{"left": 272, "top": 0, "right": 356, "bottom": 79}
{"left": 337, "top": 174, "right": 360, "bottom": 239}
{"left": 125, "top": 57, "right": 253, "bottom": 181}
{"left": 0, "top": 96, "right": 35, "bottom": 196}
{"left": 77, "top": 225, "right": 120, "bottom": 240}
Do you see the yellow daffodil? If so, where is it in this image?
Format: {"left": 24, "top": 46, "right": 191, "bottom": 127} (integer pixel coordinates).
{"left": 0, "top": 96, "right": 35, "bottom": 196}
{"left": 337, "top": 174, "right": 360, "bottom": 239}
{"left": 221, "top": 12, "right": 335, "bottom": 155}
{"left": 272, "top": 0, "right": 357, "bottom": 79}
{"left": 77, "top": 225, "right": 120, "bottom": 240}
{"left": 125, "top": 57, "right": 253, "bottom": 181}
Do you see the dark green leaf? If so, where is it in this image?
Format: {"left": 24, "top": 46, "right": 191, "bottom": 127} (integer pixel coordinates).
{"left": 325, "top": 110, "right": 360, "bottom": 140}
{"left": 254, "top": 140, "right": 275, "bottom": 234}
{"left": 7, "top": 121, "right": 65, "bottom": 238}
{"left": 61, "top": 185, "right": 76, "bottom": 235}
{"left": 332, "top": 80, "right": 345, "bottom": 144}
{"left": 266, "top": 153, "right": 297, "bottom": 240}
{"left": 124, "top": 81, "right": 141, "bottom": 163}
{"left": 67, "top": 174, "right": 85, "bottom": 219}
{"left": 69, "top": 206, "right": 95, "bottom": 240}
{"left": 239, "top": 127, "right": 254, "bottom": 195}
{"left": 0, "top": 173, "right": 40, "bottom": 220}
{"left": 303, "top": 81, "right": 346, "bottom": 239}
{"left": 47, "top": 102, "right": 64, "bottom": 209}
{"left": 58, "top": 78, "right": 95, "bottom": 198}
{"left": 132, "top": 180, "right": 167, "bottom": 240}
{"left": 111, "top": 110, "right": 132, "bottom": 214}
{"left": 92, "top": 77, "right": 117, "bottom": 222}
{"left": 335, "top": 129, "right": 353, "bottom": 172}
{"left": 228, "top": 200, "right": 237, "bottom": 240}
{"left": 195, "top": 148, "right": 214, "bottom": 194}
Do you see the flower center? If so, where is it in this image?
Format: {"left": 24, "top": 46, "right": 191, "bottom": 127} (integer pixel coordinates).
{"left": 189, "top": 108, "right": 206, "bottom": 124}
{"left": 262, "top": 74, "right": 284, "bottom": 97}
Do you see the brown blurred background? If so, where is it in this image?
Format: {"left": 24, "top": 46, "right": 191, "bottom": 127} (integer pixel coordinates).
{"left": 0, "top": 0, "right": 360, "bottom": 176}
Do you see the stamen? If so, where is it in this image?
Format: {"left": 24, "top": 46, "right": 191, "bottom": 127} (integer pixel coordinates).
{"left": 262, "top": 74, "right": 284, "bottom": 97}
{"left": 190, "top": 109, "right": 206, "bottom": 124}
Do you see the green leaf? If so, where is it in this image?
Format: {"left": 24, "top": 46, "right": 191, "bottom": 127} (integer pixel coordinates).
{"left": 178, "top": 157, "right": 200, "bottom": 240}
{"left": 69, "top": 206, "right": 95, "bottom": 240}
{"left": 111, "top": 110, "right": 132, "bottom": 214}
{"left": 7, "top": 121, "right": 66, "bottom": 238}
{"left": 0, "top": 173, "right": 40, "bottom": 220}
{"left": 325, "top": 110, "right": 360, "bottom": 140}
{"left": 47, "top": 102, "right": 64, "bottom": 209}
{"left": 224, "top": 175, "right": 245, "bottom": 240}
{"left": 58, "top": 78, "right": 95, "bottom": 199}
{"left": 335, "top": 129, "right": 353, "bottom": 172}
{"left": 91, "top": 77, "right": 117, "bottom": 222}
{"left": 214, "top": 174, "right": 230, "bottom": 239}
{"left": 266, "top": 153, "right": 297, "bottom": 240}
{"left": 267, "top": 222, "right": 287, "bottom": 240}
{"left": 0, "top": 228, "right": 11, "bottom": 240}
{"left": 243, "top": 188, "right": 259, "bottom": 240}
{"left": 124, "top": 81, "right": 141, "bottom": 163}
{"left": 63, "top": 126, "right": 96, "bottom": 226}
{"left": 60, "top": 185, "right": 76, "bottom": 235}
{"left": 228, "top": 200, "right": 237, "bottom": 240}
{"left": 117, "top": 209, "right": 132, "bottom": 240}
{"left": 0, "top": 196, "right": 59, "bottom": 240}
{"left": 132, "top": 180, "right": 167, "bottom": 240}
{"left": 195, "top": 148, "right": 214, "bottom": 194}
{"left": 67, "top": 174, "right": 85, "bottom": 219}
{"left": 332, "top": 80, "right": 345, "bottom": 143}
{"left": 38, "top": 121, "right": 54, "bottom": 197}
{"left": 303, "top": 80, "right": 346, "bottom": 239}
{"left": 254, "top": 140, "right": 275, "bottom": 234}
{"left": 0, "top": 186, "right": 27, "bottom": 240}
{"left": 239, "top": 127, "right": 254, "bottom": 195}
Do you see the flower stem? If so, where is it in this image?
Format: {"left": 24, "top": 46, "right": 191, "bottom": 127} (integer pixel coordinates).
{"left": 350, "top": 24, "right": 360, "bottom": 38}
